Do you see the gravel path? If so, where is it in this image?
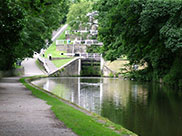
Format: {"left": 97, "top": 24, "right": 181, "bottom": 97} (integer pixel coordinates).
{"left": 0, "top": 58, "right": 77, "bottom": 136}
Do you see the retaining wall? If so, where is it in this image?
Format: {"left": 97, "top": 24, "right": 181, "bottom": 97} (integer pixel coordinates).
{"left": 0, "top": 68, "right": 24, "bottom": 78}
{"left": 50, "top": 58, "right": 80, "bottom": 77}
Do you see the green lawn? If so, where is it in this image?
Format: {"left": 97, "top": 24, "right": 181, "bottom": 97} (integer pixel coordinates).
{"left": 57, "top": 32, "right": 66, "bottom": 40}
{"left": 52, "top": 58, "right": 73, "bottom": 68}
{"left": 57, "top": 25, "right": 71, "bottom": 40}
{"left": 20, "top": 77, "right": 137, "bottom": 136}
{"left": 44, "top": 42, "right": 66, "bottom": 58}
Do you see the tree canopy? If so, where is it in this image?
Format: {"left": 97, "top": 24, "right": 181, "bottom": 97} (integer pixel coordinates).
{"left": 67, "top": 0, "right": 93, "bottom": 30}
{"left": 95, "top": 0, "right": 182, "bottom": 85}
{"left": 0, "top": 0, "right": 68, "bottom": 70}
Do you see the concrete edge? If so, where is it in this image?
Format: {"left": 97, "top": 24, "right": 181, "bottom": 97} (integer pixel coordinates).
{"left": 49, "top": 57, "right": 80, "bottom": 76}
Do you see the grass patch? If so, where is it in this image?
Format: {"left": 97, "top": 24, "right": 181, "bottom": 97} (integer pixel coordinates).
{"left": 44, "top": 42, "right": 66, "bottom": 58}
{"left": 57, "top": 32, "right": 66, "bottom": 40}
{"left": 44, "top": 25, "right": 73, "bottom": 58}
{"left": 52, "top": 58, "right": 73, "bottom": 68}
{"left": 20, "top": 77, "right": 137, "bottom": 136}
{"left": 13, "top": 63, "right": 22, "bottom": 69}
{"left": 57, "top": 25, "right": 71, "bottom": 40}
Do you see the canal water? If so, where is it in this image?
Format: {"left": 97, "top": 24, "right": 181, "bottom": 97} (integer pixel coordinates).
{"left": 32, "top": 77, "right": 182, "bottom": 136}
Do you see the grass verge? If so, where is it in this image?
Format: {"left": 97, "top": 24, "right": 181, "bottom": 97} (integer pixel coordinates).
{"left": 20, "top": 77, "right": 137, "bottom": 136}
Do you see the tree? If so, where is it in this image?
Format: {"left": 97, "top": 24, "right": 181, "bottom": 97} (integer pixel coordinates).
{"left": 95, "top": 0, "right": 182, "bottom": 86}
{"left": 0, "top": 0, "right": 67, "bottom": 70}
{"left": 67, "top": 0, "right": 93, "bottom": 30}
{"left": 0, "top": 0, "right": 25, "bottom": 70}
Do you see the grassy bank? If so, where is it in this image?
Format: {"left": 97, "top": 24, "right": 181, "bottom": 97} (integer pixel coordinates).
{"left": 44, "top": 25, "right": 71, "bottom": 58}
{"left": 20, "top": 77, "right": 137, "bottom": 136}
{"left": 44, "top": 42, "right": 66, "bottom": 58}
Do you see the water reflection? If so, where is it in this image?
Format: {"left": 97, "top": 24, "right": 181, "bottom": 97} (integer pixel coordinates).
{"left": 32, "top": 77, "right": 182, "bottom": 136}
{"left": 33, "top": 77, "right": 103, "bottom": 114}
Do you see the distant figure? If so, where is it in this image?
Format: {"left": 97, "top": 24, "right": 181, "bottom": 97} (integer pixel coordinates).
{"left": 43, "top": 54, "right": 45, "bottom": 57}
{"left": 67, "top": 39, "right": 71, "bottom": 44}
{"left": 16, "top": 59, "right": 22, "bottom": 66}
{"left": 133, "top": 64, "right": 138, "bottom": 70}
{"left": 48, "top": 54, "right": 52, "bottom": 60}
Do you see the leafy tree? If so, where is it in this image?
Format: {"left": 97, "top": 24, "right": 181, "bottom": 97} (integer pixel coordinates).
{"left": 95, "top": 0, "right": 182, "bottom": 86}
{"left": 67, "top": 0, "right": 93, "bottom": 30}
{"left": 0, "top": 0, "right": 25, "bottom": 70}
{"left": 0, "top": 0, "right": 67, "bottom": 70}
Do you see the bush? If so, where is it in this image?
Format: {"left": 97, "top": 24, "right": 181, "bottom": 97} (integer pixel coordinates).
{"left": 163, "top": 58, "right": 182, "bottom": 87}
{"left": 109, "top": 72, "right": 114, "bottom": 78}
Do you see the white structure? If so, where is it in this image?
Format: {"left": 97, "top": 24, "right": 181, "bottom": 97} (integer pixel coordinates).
{"left": 72, "top": 39, "right": 103, "bottom": 46}
{"left": 56, "top": 40, "right": 65, "bottom": 45}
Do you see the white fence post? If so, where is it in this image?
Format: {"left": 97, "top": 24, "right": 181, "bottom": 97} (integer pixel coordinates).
{"left": 100, "top": 54, "right": 104, "bottom": 71}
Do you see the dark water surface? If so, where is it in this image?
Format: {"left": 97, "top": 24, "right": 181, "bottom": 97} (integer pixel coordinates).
{"left": 32, "top": 77, "right": 182, "bottom": 136}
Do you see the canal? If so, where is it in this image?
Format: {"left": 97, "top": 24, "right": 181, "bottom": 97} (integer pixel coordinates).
{"left": 32, "top": 77, "right": 182, "bottom": 136}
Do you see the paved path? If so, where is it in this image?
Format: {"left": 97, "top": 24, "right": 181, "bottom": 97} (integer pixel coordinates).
{"left": 22, "top": 58, "right": 45, "bottom": 76}
{"left": 0, "top": 77, "right": 77, "bottom": 136}
{"left": 0, "top": 24, "right": 78, "bottom": 136}
{"left": 52, "top": 24, "right": 68, "bottom": 41}
{"left": 0, "top": 57, "right": 77, "bottom": 136}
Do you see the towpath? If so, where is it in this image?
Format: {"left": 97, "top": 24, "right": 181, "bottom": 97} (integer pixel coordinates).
{"left": 0, "top": 57, "right": 77, "bottom": 136}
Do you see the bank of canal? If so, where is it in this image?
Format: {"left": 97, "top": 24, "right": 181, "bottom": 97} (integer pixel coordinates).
{"left": 22, "top": 77, "right": 136, "bottom": 136}
{"left": 32, "top": 77, "right": 182, "bottom": 136}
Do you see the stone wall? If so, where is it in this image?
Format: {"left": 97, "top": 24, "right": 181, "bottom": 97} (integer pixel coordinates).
{"left": 50, "top": 58, "right": 80, "bottom": 77}
{"left": 0, "top": 68, "right": 24, "bottom": 78}
{"left": 56, "top": 44, "right": 87, "bottom": 53}
{"left": 49, "top": 58, "right": 103, "bottom": 77}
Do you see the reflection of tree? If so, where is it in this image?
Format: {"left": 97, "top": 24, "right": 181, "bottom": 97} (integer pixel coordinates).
{"left": 36, "top": 78, "right": 103, "bottom": 114}
{"left": 102, "top": 79, "right": 132, "bottom": 109}
{"left": 101, "top": 80, "right": 182, "bottom": 136}
{"left": 143, "top": 84, "right": 182, "bottom": 136}
{"left": 52, "top": 84, "right": 68, "bottom": 97}
{"left": 34, "top": 77, "right": 182, "bottom": 136}
{"left": 51, "top": 78, "right": 79, "bottom": 104}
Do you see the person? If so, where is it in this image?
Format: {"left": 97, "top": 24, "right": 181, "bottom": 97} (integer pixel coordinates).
{"left": 133, "top": 64, "right": 138, "bottom": 70}
{"left": 16, "top": 59, "right": 22, "bottom": 66}
{"left": 48, "top": 54, "right": 52, "bottom": 60}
